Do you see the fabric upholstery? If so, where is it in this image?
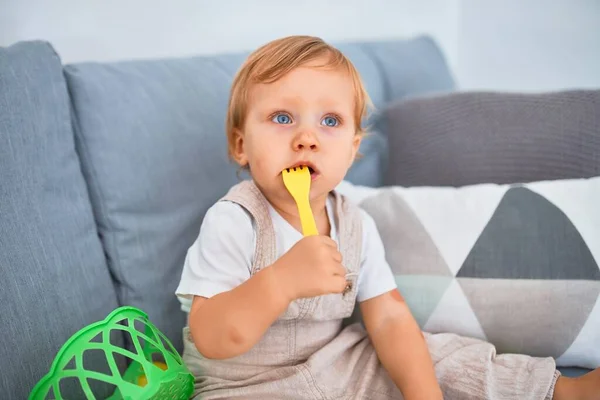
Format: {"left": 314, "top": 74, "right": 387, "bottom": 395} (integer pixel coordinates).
{"left": 0, "top": 41, "right": 122, "bottom": 400}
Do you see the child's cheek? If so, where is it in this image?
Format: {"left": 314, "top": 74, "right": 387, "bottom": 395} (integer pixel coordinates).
{"left": 318, "top": 126, "right": 356, "bottom": 142}
{"left": 253, "top": 156, "right": 267, "bottom": 173}
{"left": 318, "top": 126, "right": 338, "bottom": 136}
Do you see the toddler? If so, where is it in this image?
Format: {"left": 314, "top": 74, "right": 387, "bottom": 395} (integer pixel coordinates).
{"left": 176, "top": 35, "right": 600, "bottom": 399}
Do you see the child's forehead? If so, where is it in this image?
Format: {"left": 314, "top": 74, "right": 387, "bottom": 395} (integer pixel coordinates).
{"left": 248, "top": 65, "right": 355, "bottom": 105}
{"left": 270, "top": 61, "right": 350, "bottom": 84}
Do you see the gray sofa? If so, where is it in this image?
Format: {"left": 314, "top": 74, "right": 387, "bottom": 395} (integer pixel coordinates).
{"left": 1, "top": 37, "right": 596, "bottom": 399}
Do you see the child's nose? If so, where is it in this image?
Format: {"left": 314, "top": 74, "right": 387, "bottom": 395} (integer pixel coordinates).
{"left": 292, "top": 130, "right": 319, "bottom": 151}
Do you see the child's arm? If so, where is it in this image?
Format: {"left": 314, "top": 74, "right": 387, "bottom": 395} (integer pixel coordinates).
{"left": 189, "top": 235, "right": 348, "bottom": 360}
{"left": 188, "top": 264, "right": 289, "bottom": 359}
{"left": 360, "top": 290, "right": 442, "bottom": 400}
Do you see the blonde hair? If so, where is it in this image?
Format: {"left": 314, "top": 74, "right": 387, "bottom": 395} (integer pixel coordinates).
{"left": 226, "top": 35, "right": 372, "bottom": 163}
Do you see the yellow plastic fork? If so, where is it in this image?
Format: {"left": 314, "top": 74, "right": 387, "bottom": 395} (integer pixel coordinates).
{"left": 282, "top": 166, "right": 319, "bottom": 236}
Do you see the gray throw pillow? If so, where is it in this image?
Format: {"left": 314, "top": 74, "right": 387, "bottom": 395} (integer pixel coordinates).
{"left": 383, "top": 90, "right": 600, "bottom": 187}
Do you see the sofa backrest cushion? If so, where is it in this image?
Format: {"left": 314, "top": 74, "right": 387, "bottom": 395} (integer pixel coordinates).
{"left": 0, "top": 41, "right": 122, "bottom": 400}
{"left": 63, "top": 36, "right": 455, "bottom": 351}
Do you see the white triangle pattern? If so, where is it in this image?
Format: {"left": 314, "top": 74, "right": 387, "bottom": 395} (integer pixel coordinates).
{"left": 423, "top": 278, "right": 487, "bottom": 341}
{"left": 395, "top": 184, "right": 509, "bottom": 276}
{"left": 335, "top": 180, "right": 380, "bottom": 204}
{"left": 526, "top": 177, "right": 600, "bottom": 273}
{"left": 555, "top": 292, "right": 600, "bottom": 369}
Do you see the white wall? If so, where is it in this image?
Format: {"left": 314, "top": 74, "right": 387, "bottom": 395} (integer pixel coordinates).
{"left": 1, "top": 0, "right": 599, "bottom": 92}
{"left": 0, "top": 0, "right": 459, "bottom": 68}
{"left": 457, "top": 0, "right": 600, "bottom": 91}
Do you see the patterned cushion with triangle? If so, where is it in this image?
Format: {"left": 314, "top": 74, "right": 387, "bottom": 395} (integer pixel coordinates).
{"left": 356, "top": 177, "right": 600, "bottom": 369}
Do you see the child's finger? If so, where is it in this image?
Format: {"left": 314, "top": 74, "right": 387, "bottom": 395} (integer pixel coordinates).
{"left": 331, "top": 249, "right": 343, "bottom": 263}
{"left": 331, "top": 276, "right": 349, "bottom": 293}
{"left": 332, "top": 263, "right": 346, "bottom": 276}
{"left": 320, "top": 236, "right": 338, "bottom": 249}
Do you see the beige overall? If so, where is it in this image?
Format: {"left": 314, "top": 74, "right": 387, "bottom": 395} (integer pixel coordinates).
{"left": 182, "top": 180, "right": 560, "bottom": 399}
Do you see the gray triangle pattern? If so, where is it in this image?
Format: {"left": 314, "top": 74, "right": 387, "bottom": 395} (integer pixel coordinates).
{"left": 457, "top": 187, "right": 600, "bottom": 280}
{"left": 361, "top": 189, "right": 452, "bottom": 276}
{"left": 458, "top": 278, "right": 600, "bottom": 358}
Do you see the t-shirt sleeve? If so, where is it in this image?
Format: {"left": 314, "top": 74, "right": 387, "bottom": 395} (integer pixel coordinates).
{"left": 175, "top": 201, "right": 254, "bottom": 312}
{"left": 356, "top": 209, "right": 398, "bottom": 303}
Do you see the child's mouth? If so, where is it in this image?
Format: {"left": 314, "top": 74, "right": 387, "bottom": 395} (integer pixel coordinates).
{"left": 285, "top": 163, "right": 319, "bottom": 180}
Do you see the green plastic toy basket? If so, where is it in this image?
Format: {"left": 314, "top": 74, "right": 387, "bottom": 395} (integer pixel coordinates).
{"left": 29, "top": 306, "right": 194, "bottom": 400}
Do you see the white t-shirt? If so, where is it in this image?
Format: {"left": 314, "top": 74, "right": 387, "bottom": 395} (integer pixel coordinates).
{"left": 176, "top": 195, "right": 397, "bottom": 313}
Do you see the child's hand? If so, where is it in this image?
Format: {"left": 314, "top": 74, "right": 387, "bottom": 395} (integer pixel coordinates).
{"left": 272, "top": 235, "right": 349, "bottom": 301}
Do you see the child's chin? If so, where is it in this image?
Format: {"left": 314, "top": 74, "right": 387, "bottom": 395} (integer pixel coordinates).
{"left": 309, "top": 183, "right": 337, "bottom": 199}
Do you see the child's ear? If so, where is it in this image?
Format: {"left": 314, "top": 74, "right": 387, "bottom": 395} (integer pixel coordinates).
{"left": 350, "top": 133, "right": 363, "bottom": 162}
{"left": 231, "top": 128, "right": 248, "bottom": 167}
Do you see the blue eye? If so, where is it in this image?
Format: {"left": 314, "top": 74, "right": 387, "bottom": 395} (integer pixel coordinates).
{"left": 321, "top": 116, "right": 339, "bottom": 127}
{"left": 272, "top": 113, "right": 292, "bottom": 124}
